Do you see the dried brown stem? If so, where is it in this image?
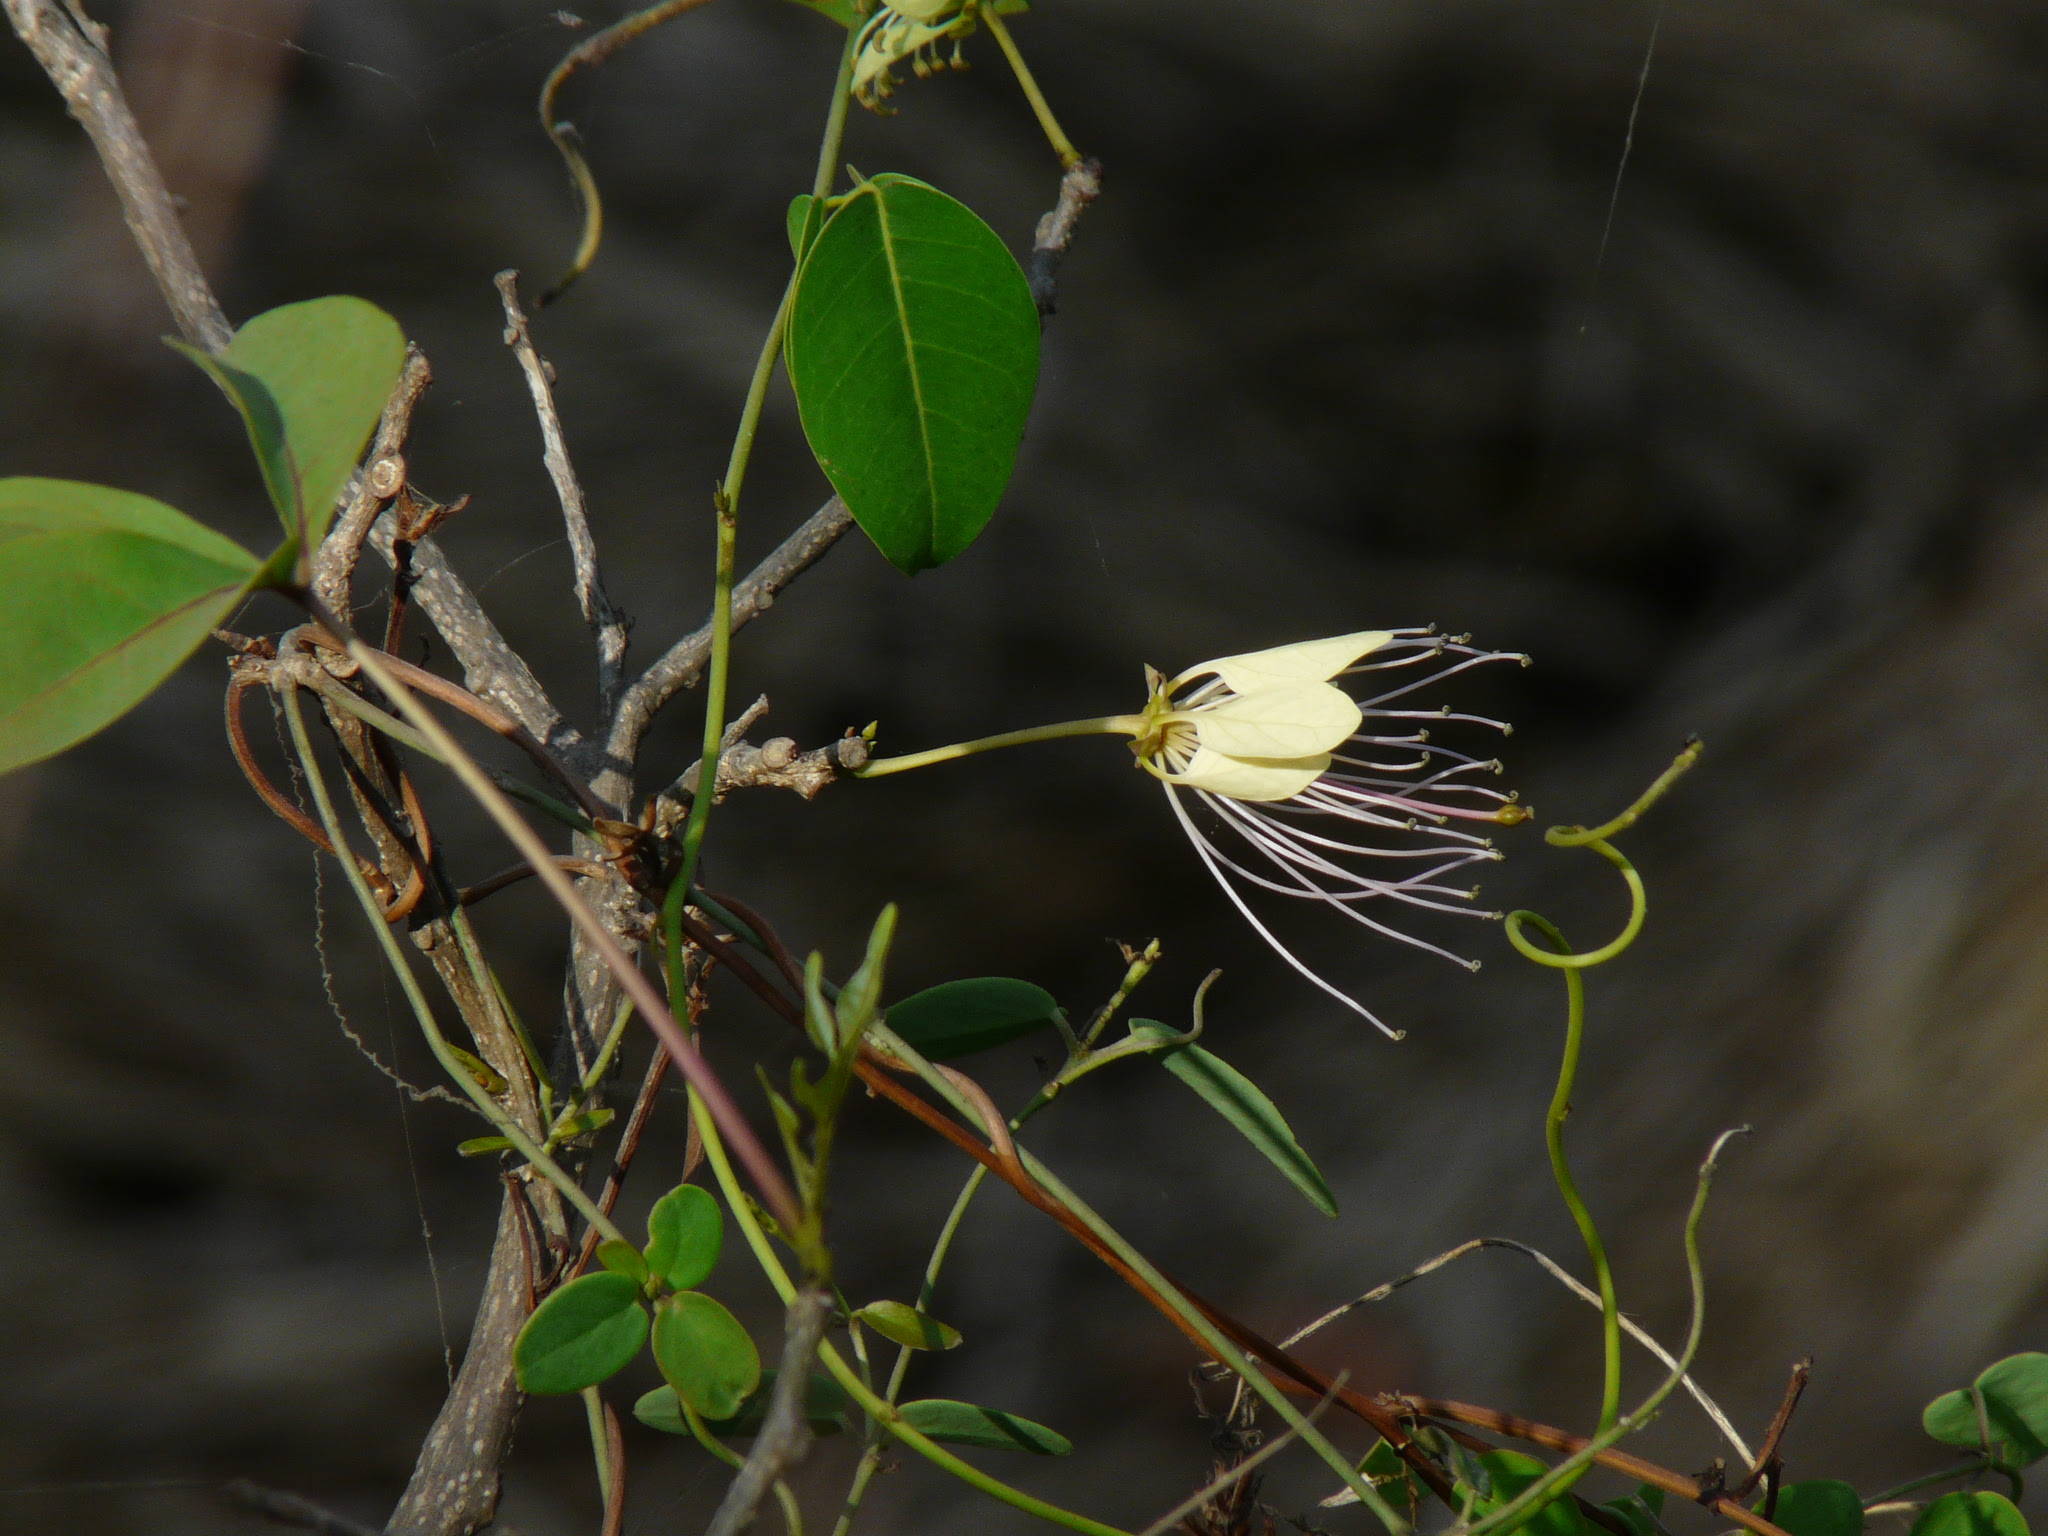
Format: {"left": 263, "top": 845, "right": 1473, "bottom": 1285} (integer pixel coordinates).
{"left": 495, "top": 271, "right": 630, "bottom": 712}
{"left": 1730, "top": 1358, "right": 1812, "bottom": 1501}
{"left": 568, "top": 1042, "right": 672, "bottom": 1281}
{"left": 4, "top": 0, "right": 232, "bottom": 350}
{"left": 1399, "top": 1398, "right": 1797, "bottom": 1536}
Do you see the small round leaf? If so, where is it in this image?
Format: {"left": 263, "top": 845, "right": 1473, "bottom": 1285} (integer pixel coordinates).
{"left": 645, "top": 1184, "right": 723, "bottom": 1292}
{"left": 1765, "top": 1481, "right": 1863, "bottom": 1536}
{"left": 1908, "top": 1493, "right": 2029, "bottom": 1536}
{"left": 1924, "top": 1354, "right": 2048, "bottom": 1469}
{"left": 653, "top": 1291, "right": 761, "bottom": 1421}
{"left": 513, "top": 1271, "right": 648, "bottom": 1395}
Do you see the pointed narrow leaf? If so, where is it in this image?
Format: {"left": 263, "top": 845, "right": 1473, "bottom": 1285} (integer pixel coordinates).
{"left": 513, "top": 1271, "right": 648, "bottom": 1394}
{"left": 653, "top": 1291, "right": 761, "bottom": 1421}
{"left": 633, "top": 1372, "right": 853, "bottom": 1437}
{"left": 897, "top": 1398, "right": 1071, "bottom": 1454}
{"left": 1908, "top": 1493, "right": 2029, "bottom": 1536}
{"left": 786, "top": 174, "right": 1040, "bottom": 574}
{"left": 456, "top": 1135, "right": 516, "bottom": 1158}
{"left": 179, "top": 296, "right": 405, "bottom": 546}
{"left": 855, "top": 1300, "right": 962, "bottom": 1351}
{"left": 1924, "top": 1354, "right": 2048, "bottom": 1468}
{"left": 0, "top": 478, "right": 258, "bottom": 772}
{"left": 645, "top": 1184, "right": 724, "bottom": 1293}
{"left": 1763, "top": 1482, "right": 1863, "bottom": 1536}
{"left": 886, "top": 977, "right": 1062, "bottom": 1059}
{"left": 1130, "top": 1021, "right": 1337, "bottom": 1217}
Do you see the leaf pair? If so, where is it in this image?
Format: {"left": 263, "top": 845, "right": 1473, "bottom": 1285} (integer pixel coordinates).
{"left": 514, "top": 1184, "right": 762, "bottom": 1420}
{"left": 0, "top": 297, "right": 403, "bottom": 773}
{"left": 786, "top": 174, "right": 1040, "bottom": 576}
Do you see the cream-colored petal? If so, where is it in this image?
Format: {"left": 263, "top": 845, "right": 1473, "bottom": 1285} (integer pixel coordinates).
{"left": 1176, "top": 630, "right": 1393, "bottom": 692}
{"left": 887, "top": 0, "right": 962, "bottom": 19}
{"left": 1186, "top": 681, "right": 1361, "bottom": 759}
{"left": 1167, "top": 746, "right": 1328, "bottom": 802}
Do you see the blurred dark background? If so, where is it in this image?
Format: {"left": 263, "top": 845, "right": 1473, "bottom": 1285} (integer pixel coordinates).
{"left": 6, "top": 0, "right": 2048, "bottom": 1531}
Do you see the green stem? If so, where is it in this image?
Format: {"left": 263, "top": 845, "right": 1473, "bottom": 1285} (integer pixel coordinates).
{"left": 1549, "top": 739, "right": 1702, "bottom": 847}
{"left": 583, "top": 1387, "right": 615, "bottom": 1511}
{"left": 687, "top": 1086, "right": 1136, "bottom": 1536}
{"left": 856, "top": 715, "right": 1144, "bottom": 779}
{"left": 980, "top": 6, "right": 1080, "bottom": 167}
{"left": 813, "top": 24, "right": 859, "bottom": 201}
{"left": 1080, "top": 939, "right": 1162, "bottom": 1049}
{"left": 279, "top": 680, "right": 627, "bottom": 1246}
{"left": 833, "top": 1163, "right": 990, "bottom": 1536}
{"left": 1506, "top": 839, "right": 1645, "bottom": 970}
{"left": 1863, "top": 1460, "right": 1998, "bottom": 1509}
{"left": 665, "top": 26, "right": 852, "bottom": 938}
{"left": 1462, "top": 1126, "right": 1747, "bottom": 1536}
{"left": 1517, "top": 912, "right": 1621, "bottom": 1440}
{"left": 864, "top": 1021, "right": 1409, "bottom": 1535}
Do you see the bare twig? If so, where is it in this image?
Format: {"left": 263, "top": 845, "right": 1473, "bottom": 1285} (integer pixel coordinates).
{"left": 1028, "top": 157, "right": 1104, "bottom": 316}
{"left": 315, "top": 347, "right": 434, "bottom": 616}
{"left": 569, "top": 1041, "right": 672, "bottom": 1280}
{"left": 309, "top": 633, "right": 613, "bottom": 824}
{"left": 221, "top": 1479, "right": 380, "bottom": 1536}
{"left": 495, "top": 271, "right": 631, "bottom": 712}
{"left": 705, "top": 1286, "right": 834, "bottom": 1536}
{"left": 362, "top": 517, "right": 596, "bottom": 776}
{"left": 385, "top": 1195, "right": 539, "bottom": 1536}
{"left": 1279, "top": 1236, "right": 1754, "bottom": 1466}
{"left": 4, "top": 0, "right": 233, "bottom": 350}
{"left": 1139, "top": 1378, "right": 1343, "bottom": 1536}
{"left": 1730, "top": 1358, "right": 1812, "bottom": 1501}
{"left": 612, "top": 496, "right": 854, "bottom": 758}
{"left": 651, "top": 695, "right": 870, "bottom": 833}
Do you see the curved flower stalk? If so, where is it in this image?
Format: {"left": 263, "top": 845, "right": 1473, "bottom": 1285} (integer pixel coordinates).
{"left": 859, "top": 629, "right": 1530, "bottom": 1036}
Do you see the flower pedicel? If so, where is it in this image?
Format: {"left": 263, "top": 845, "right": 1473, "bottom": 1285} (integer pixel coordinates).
{"left": 856, "top": 629, "right": 1530, "bottom": 1036}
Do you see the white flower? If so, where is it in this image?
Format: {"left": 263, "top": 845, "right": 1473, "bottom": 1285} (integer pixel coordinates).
{"left": 852, "top": 0, "right": 976, "bottom": 110}
{"left": 1130, "top": 629, "right": 1529, "bottom": 1038}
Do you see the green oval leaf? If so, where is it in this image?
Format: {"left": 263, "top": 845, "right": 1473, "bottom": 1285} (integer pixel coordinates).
{"left": 1925, "top": 1354, "right": 2048, "bottom": 1469}
{"left": 645, "top": 1184, "right": 724, "bottom": 1293}
{"left": 1765, "top": 1482, "right": 1863, "bottom": 1536}
{"left": 786, "top": 174, "right": 1040, "bottom": 574}
{"left": 855, "top": 1300, "right": 962, "bottom": 1351}
{"left": 513, "top": 1271, "right": 649, "bottom": 1395}
{"left": 178, "top": 296, "right": 405, "bottom": 547}
{"left": 596, "top": 1239, "right": 652, "bottom": 1288}
{"left": 896, "top": 1398, "right": 1071, "bottom": 1454}
{"left": 633, "top": 1371, "right": 852, "bottom": 1438}
{"left": 1454, "top": 1450, "right": 1590, "bottom": 1536}
{"left": 0, "top": 478, "right": 259, "bottom": 772}
{"left": 1130, "top": 1020, "right": 1337, "bottom": 1217}
{"left": 652, "top": 1291, "right": 761, "bottom": 1421}
{"left": 886, "top": 978, "right": 1063, "bottom": 1059}
{"left": 1909, "top": 1493, "right": 2030, "bottom": 1536}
